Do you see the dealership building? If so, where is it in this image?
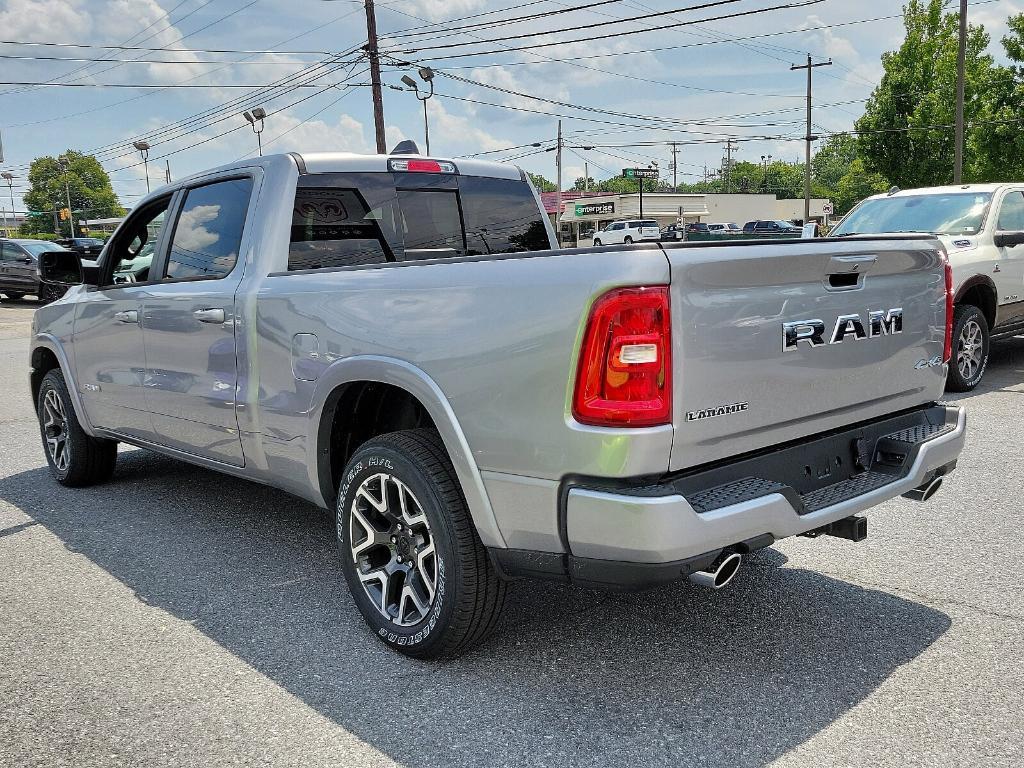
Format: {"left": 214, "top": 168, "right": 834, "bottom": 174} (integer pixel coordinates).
{"left": 540, "top": 191, "right": 831, "bottom": 245}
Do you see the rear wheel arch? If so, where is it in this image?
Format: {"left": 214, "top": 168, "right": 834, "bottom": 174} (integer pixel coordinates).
{"left": 309, "top": 360, "right": 507, "bottom": 549}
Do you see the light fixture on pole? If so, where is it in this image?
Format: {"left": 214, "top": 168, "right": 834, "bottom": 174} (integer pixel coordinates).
{"left": 58, "top": 156, "right": 74, "bottom": 236}
{"left": 400, "top": 67, "right": 434, "bottom": 154}
{"left": 243, "top": 107, "right": 266, "bottom": 156}
{"left": 0, "top": 172, "right": 13, "bottom": 236}
{"left": 133, "top": 140, "right": 151, "bottom": 194}
{"left": 760, "top": 154, "right": 773, "bottom": 192}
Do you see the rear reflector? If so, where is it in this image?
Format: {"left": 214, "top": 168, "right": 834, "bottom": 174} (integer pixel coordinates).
{"left": 943, "top": 253, "right": 954, "bottom": 362}
{"left": 573, "top": 286, "right": 671, "bottom": 427}
{"left": 388, "top": 158, "right": 457, "bottom": 174}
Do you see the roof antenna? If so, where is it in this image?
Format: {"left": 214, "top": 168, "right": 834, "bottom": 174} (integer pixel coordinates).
{"left": 390, "top": 140, "right": 420, "bottom": 155}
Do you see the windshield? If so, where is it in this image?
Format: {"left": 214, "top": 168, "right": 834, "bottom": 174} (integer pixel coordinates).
{"left": 75, "top": 238, "right": 104, "bottom": 246}
{"left": 21, "top": 242, "right": 68, "bottom": 257}
{"left": 833, "top": 192, "right": 992, "bottom": 236}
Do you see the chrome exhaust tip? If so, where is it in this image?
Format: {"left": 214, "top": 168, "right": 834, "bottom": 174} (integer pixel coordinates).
{"left": 902, "top": 476, "right": 943, "bottom": 502}
{"left": 688, "top": 551, "right": 742, "bottom": 590}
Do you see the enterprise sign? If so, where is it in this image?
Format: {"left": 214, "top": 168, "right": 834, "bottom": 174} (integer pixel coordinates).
{"left": 622, "top": 168, "right": 659, "bottom": 179}
{"left": 575, "top": 202, "right": 615, "bottom": 216}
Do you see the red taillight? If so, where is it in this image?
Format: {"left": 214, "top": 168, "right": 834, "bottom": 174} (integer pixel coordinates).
{"left": 573, "top": 286, "right": 672, "bottom": 427}
{"left": 943, "top": 255, "right": 954, "bottom": 363}
{"left": 388, "top": 158, "right": 456, "bottom": 173}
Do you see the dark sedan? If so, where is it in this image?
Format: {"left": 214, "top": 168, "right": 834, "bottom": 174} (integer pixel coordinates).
{"left": 741, "top": 220, "right": 801, "bottom": 234}
{"left": 0, "top": 239, "right": 74, "bottom": 303}
{"left": 56, "top": 236, "right": 105, "bottom": 260}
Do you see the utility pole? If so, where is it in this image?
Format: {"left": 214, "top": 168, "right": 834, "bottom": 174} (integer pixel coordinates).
{"left": 165, "top": 159, "right": 171, "bottom": 184}
{"left": 584, "top": 161, "right": 589, "bottom": 193}
{"left": 954, "top": 0, "right": 967, "bottom": 183}
{"left": 670, "top": 142, "right": 679, "bottom": 192}
{"left": 791, "top": 54, "right": 832, "bottom": 222}
{"left": 723, "top": 138, "right": 736, "bottom": 193}
{"left": 364, "top": 0, "right": 387, "bottom": 154}
{"left": 59, "top": 156, "right": 73, "bottom": 236}
{"left": 554, "top": 121, "right": 564, "bottom": 246}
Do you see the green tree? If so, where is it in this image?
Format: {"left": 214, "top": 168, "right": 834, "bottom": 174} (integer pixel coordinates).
{"left": 526, "top": 172, "right": 556, "bottom": 192}
{"left": 572, "top": 176, "right": 596, "bottom": 191}
{"left": 23, "top": 150, "right": 123, "bottom": 235}
{"left": 833, "top": 158, "right": 891, "bottom": 215}
{"left": 855, "top": 0, "right": 995, "bottom": 187}
{"left": 968, "top": 13, "right": 1024, "bottom": 180}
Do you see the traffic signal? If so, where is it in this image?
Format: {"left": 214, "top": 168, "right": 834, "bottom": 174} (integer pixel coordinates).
{"left": 59, "top": 207, "right": 70, "bottom": 221}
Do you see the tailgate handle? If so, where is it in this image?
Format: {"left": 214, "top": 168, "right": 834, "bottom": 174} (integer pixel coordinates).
{"left": 828, "top": 255, "right": 877, "bottom": 273}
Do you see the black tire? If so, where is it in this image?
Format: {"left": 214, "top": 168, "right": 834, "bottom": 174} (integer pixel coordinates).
{"left": 624, "top": 235, "right": 634, "bottom": 244}
{"left": 38, "top": 283, "right": 66, "bottom": 304}
{"left": 946, "top": 304, "right": 990, "bottom": 392}
{"left": 336, "top": 428, "right": 506, "bottom": 659}
{"left": 37, "top": 369, "right": 118, "bottom": 487}
{"left": 593, "top": 238, "right": 602, "bottom": 246}
{"left": 2, "top": 291, "right": 24, "bottom": 302}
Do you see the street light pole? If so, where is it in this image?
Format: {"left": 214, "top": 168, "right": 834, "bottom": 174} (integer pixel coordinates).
{"left": 132, "top": 140, "right": 151, "bottom": 194}
{"left": 243, "top": 107, "right": 266, "bottom": 156}
{"left": 954, "top": 0, "right": 968, "bottom": 183}
{"left": 58, "top": 157, "right": 73, "bottom": 236}
{"left": 401, "top": 67, "right": 434, "bottom": 154}
{"left": 0, "top": 172, "right": 12, "bottom": 236}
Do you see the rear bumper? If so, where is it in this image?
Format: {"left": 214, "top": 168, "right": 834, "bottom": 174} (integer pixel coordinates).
{"left": 492, "top": 404, "right": 965, "bottom": 589}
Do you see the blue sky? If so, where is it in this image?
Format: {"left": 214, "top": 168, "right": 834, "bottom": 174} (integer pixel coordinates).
{"left": 0, "top": 0, "right": 1020, "bottom": 216}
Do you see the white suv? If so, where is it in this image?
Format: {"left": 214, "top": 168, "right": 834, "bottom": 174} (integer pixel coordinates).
{"left": 593, "top": 219, "right": 660, "bottom": 246}
{"left": 831, "top": 183, "right": 1024, "bottom": 391}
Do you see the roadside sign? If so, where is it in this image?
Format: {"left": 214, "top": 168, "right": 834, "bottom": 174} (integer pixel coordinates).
{"left": 575, "top": 202, "right": 614, "bottom": 216}
{"left": 822, "top": 201, "right": 834, "bottom": 216}
{"left": 622, "top": 168, "right": 659, "bottom": 179}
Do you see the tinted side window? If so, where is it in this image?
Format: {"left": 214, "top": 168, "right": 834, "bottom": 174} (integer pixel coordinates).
{"left": 459, "top": 176, "right": 549, "bottom": 255}
{"left": 165, "top": 177, "right": 252, "bottom": 280}
{"left": 998, "top": 191, "right": 1024, "bottom": 231}
{"left": 0, "top": 242, "right": 15, "bottom": 261}
{"left": 396, "top": 189, "right": 465, "bottom": 259}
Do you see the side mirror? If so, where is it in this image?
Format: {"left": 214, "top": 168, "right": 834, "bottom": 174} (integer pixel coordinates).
{"left": 993, "top": 231, "right": 1024, "bottom": 248}
{"left": 38, "top": 250, "right": 83, "bottom": 286}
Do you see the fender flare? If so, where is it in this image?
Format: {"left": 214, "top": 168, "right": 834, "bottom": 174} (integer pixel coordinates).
{"left": 31, "top": 333, "right": 98, "bottom": 436}
{"left": 305, "top": 355, "right": 507, "bottom": 550}
{"left": 954, "top": 274, "right": 998, "bottom": 320}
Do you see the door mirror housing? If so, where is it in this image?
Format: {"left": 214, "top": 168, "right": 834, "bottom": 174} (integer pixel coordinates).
{"left": 993, "top": 230, "right": 1024, "bottom": 248}
{"left": 38, "top": 250, "right": 84, "bottom": 286}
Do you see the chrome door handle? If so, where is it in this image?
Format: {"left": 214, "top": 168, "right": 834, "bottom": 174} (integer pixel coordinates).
{"left": 193, "top": 307, "right": 226, "bottom": 324}
{"left": 113, "top": 310, "right": 138, "bottom": 323}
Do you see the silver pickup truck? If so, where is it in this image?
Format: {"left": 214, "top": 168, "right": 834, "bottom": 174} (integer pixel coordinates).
{"left": 30, "top": 149, "right": 966, "bottom": 658}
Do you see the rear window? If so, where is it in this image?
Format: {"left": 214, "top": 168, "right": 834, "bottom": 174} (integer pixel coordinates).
{"left": 639, "top": 220, "right": 659, "bottom": 228}
{"left": 288, "top": 172, "right": 549, "bottom": 270}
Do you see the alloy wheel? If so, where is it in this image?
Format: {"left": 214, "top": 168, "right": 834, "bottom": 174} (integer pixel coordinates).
{"left": 349, "top": 472, "right": 438, "bottom": 627}
{"left": 42, "top": 389, "right": 70, "bottom": 472}
{"left": 957, "top": 319, "right": 983, "bottom": 382}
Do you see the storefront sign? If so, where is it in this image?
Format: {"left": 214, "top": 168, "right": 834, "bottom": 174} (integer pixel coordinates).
{"left": 622, "top": 168, "right": 659, "bottom": 179}
{"left": 575, "top": 201, "right": 615, "bottom": 216}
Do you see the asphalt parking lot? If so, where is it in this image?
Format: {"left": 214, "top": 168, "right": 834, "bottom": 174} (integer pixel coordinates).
{"left": 1, "top": 298, "right": 1022, "bottom": 768}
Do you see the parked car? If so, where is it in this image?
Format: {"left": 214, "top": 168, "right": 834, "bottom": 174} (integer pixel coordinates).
{"left": 708, "top": 222, "right": 742, "bottom": 234}
{"left": 686, "top": 222, "right": 710, "bottom": 234}
{"left": 592, "top": 219, "right": 660, "bottom": 246}
{"left": 659, "top": 223, "right": 684, "bottom": 241}
{"left": 742, "top": 220, "right": 802, "bottom": 234}
{"left": 30, "top": 150, "right": 965, "bottom": 659}
{"left": 56, "top": 237, "right": 105, "bottom": 260}
{"left": 0, "top": 239, "right": 73, "bottom": 303}
{"left": 831, "top": 183, "right": 1024, "bottom": 391}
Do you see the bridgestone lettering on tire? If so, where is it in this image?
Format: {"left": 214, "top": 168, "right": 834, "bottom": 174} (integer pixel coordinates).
{"left": 336, "top": 429, "right": 506, "bottom": 659}
{"left": 36, "top": 369, "right": 118, "bottom": 487}
{"left": 946, "top": 304, "right": 989, "bottom": 392}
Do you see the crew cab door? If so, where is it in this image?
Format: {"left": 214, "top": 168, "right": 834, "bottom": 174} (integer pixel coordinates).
{"left": 993, "top": 189, "right": 1024, "bottom": 318}
{"left": 0, "top": 241, "right": 36, "bottom": 294}
{"left": 140, "top": 175, "right": 255, "bottom": 466}
{"left": 73, "top": 196, "right": 173, "bottom": 439}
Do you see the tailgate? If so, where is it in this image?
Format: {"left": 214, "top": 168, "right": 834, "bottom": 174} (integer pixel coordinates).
{"left": 666, "top": 236, "right": 948, "bottom": 472}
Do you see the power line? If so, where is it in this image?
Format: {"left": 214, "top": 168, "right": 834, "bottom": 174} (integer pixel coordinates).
{"left": 387, "top": 0, "right": 824, "bottom": 58}
{"left": 0, "top": 39, "right": 332, "bottom": 55}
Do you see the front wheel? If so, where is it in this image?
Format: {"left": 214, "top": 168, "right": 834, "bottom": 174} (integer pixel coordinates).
{"left": 946, "top": 304, "right": 990, "bottom": 392}
{"left": 38, "top": 283, "right": 66, "bottom": 304}
{"left": 336, "top": 429, "right": 506, "bottom": 658}
{"left": 593, "top": 238, "right": 602, "bottom": 246}
{"left": 37, "top": 369, "right": 118, "bottom": 486}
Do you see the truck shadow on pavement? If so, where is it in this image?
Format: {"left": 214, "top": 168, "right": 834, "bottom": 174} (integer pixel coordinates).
{"left": 0, "top": 453, "right": 952, "bottom": 768}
